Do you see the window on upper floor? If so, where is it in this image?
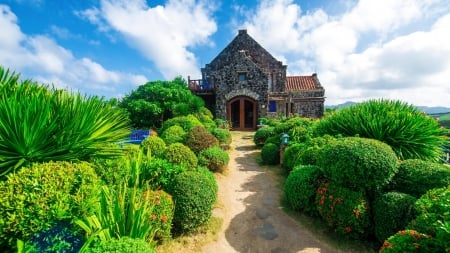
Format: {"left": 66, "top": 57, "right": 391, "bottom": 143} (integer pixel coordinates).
{"left": 269, "top": 100, "right": 276, "bottom": 112}
{"left": 238, "top": 72, "right": 247, "bottom": 81}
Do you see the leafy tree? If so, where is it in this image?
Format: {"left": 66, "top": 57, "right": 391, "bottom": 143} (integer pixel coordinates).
{"left": 119, "top": 77, "right": 205, "bottom": 128}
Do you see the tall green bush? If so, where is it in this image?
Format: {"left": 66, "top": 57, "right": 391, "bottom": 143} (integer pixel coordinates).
{"left": 318, "top": 137, "right": 398, "bottom": 193}
{"left": 0, "top": 161, "right": 100, "bottom": 245}
{"left": 284, "top": 165, "right": 323, "bottom": 216}
{"left": 0, "top": 67, "right": 130, "bottom": 177}
{"left": 166, "top": 170, "right": 218, "bottom": 234}
{"left": 314, "top": 99, "right": 447, "bottom": 161}
{"left": 388, "top": 159, "right": 450, "bottom": 198}
{"left": 373, "top": 192, "right": 417, "bottom": 243}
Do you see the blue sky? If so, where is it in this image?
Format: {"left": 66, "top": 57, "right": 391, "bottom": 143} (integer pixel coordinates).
{"left": 1, "top": 0, "right": 450, "bottom": 107}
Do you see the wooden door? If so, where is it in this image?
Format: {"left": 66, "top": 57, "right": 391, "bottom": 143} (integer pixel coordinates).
{"left": 227, "top": 96, "right": 256, "bottom": 130}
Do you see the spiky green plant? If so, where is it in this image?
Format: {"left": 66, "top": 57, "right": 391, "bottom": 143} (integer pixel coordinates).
{"left": 314, "top": 99, "right": 447, "bottom": 161}
{"left": 0, "top": 67, "right": 130, "bottom": 177}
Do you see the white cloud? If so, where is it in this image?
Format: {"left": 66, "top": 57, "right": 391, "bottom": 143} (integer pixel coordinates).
{"left": 0, "top": 4, "right": 146, "bottom": 97}
{"left": 239, "top": 0, "right": 450, "bottom": 107}
{"left": 82, "top": 0, "right": 217, "bottom": 79}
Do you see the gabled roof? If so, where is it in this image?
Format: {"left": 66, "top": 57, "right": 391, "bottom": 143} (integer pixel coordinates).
{"left": 285, "top": 74, "right": 322, "bottom": 91}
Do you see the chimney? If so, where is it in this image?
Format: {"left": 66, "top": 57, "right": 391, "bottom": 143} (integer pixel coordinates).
{"left": 238, "top": 29, "right": 247, "bottom": 35}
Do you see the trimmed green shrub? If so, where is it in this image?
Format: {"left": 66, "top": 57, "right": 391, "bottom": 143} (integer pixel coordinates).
{"left": 160, "top": 125, "right": 186, "bottom": 145}
{"left": 184, "top": 125, "right": 219, "bottom": 154}
{"left": 314, "top": 99, "right": 447, "bottom": 161}
{"left": 316, "top": 182, "right": 371, "bottom": 239}
{"left": 85, "top": 237, "right": 155, "bottom": 253}
{"left": 164, "top": 143, "right": 198, "bottom": 170}
{"left": 379, "top": 230, "right": 436, "bottom": 253}
{"left": 264, "top": 135, "right": 280, "bottom": 146}
{"left": 373, "top": 192, "right": 417, "bottom": 243}
{"left": 282, "top": 143, "right": 305, "bottom": 174}
{"left": 407, "top": 186, "right": 450, "bottom": 237}
{"left": 141, "top": 136, "right": 166, "bottom": 158}
{"left": 288, "top": 125, "right": 311, "bottom": 143}
{"left": 0, "top": 161, "right": 100, "bottom": 245}
{"left": 296, "top": 135, "right": 339, "bottom": 166}
{"left": 318, "top": 137, "right": 398, "bottom": 193}
{"left": 211, "top": 128, "right": 232, "bottom": 148}
{"left": 159, "top": 114, "right": 203, "bottom": 134}
{"left": 261, "top": 143, "right": 280, "bottom": 165}
{"left": 284, "top": 165, "right": 323, "bottom": 216}
{"left": 166, "top": 170, "right": 217, "bottom": 234}
{"left": 142, "top": 158, "right": 186, "bottom": 190}
{"left": 143, "top": 190, "right": 174, "bottom": 242}
{"left": 253, "top": 126, "right": 275, "bottom": 147}
{"left": 91, "top": 156, "right": 130, "bottom": 186}
{"left": 388, "top": 159, "right": 450, "bottom": 198}
{"left": 198, "top": 146, "right": 230, "bottom": 172}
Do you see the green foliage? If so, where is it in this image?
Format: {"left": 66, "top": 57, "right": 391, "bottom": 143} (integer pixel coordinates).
{"left": 29, "top": 220, "right": 84, "bottom": 253}
{"left": 91, "top": 155, "right": 130, "bottom": 186}
{"left": 253, "top": 126, "right": 275, "bottom": 147}
{"left": 284, "top": 165, "right": 323, "bottom": 216}
{"left": 388, "top": 159, "right": 450, "bottom": 198}
{"left": 160, "top": 125, "right": 187, "bottom": 145}
{"left": 288, "top": 126, "right": 310, "bottom": 143}
{"left": 141, "top": 136, "right": 166, "bottom": 158}
{"left": 143, "top": 190, "right": 174, "bottom": 242}
{"left": 166, "top": 170, "right": 218, "bottom": 234}
{"left": 0, "top": 67, "right": 130, "bottom": 177}
{"left": 379, "top": 230, "right": 435, "bottom": 253}
{"left": 141, "top": 158, "right": 186, "bottom": 190}
{"left": 282, "top": 143, "right": 305, "bottom": 174}
{"left": 119, "top": 77, "right": 205, "bottom": 129}
{"left": 296, "top": 135, "right": 339, "bottom": 166}
{"left": 198, "top": 146, "right": 230, "bottom": 172}
{"left": 261, "top": 143, "right": 280, "bottom": 165}
{"left": 159, "top": 114, "right": 203, "bottom": 134}
{"left": 184, "top": 125, "right": 219, "bottom": 154}
{"left": 210, "top": 128, "right": 232, "bottom": 147}
{"left": 164, "top": 143, "right": 198, "bottom": 170}
{"left": 318, "top": 137, "right": 398, "bottom": 193}
{"left": 0, "top": 161, "right": 99, "bottom": 244}
{"left": 193, "top": 107, "right": 216, "bottom": 132}
{"left": 316, "top": 182, "right": 371, "bottom": 239}
{"left": 373, "top": 192, "right": 417, "bottom": 243}
{"left": 265, "top": 135, "right": 280, "bottom": 146}
{"left": 314, "top": 99, "right": 447, "bottom": 161}
{"left": 85, "top": 237, "right": 155, "bottom": 253}
{"left": 407, "top": 186, "right": 450, "bottom": 237}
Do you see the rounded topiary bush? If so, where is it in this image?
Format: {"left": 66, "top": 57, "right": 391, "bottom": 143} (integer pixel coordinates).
{"left": 316, "top": 182, "right": 371, "bottom": 238}
{"left": 318, "top": 137, "right": 398, "bottom": 193}
{"left": 211, "top": 127, "right": 232, "bottom": 149}
{"left": 284, "top": 165, "right": 323, "bottom": 216}
{"left": 379, "top": 230, "right": 435, "bottom": 253}
{"left": 296, "top": 135, "right": 339, "bottom": 166}
{"left": 143, "top": 190, "right": 174, "bottom": 242}
{"left": 166, "top": 170, "right": 218, "bottom": 234}
{"left": 0, "top": 161, "right": 100, "bottom": 244}
{"left": 141, "top": 135, "right": 166, "bottom": 158}
{"left": 164, "top": 143, "right": 198, "bottom": 170}
{"left": 198, "top": 146, "right": 230, "bottom": 172}
{"left": 261, "top": 143, "right": 280, "bottom": 165}
{"left": 184, "top": 125, "right": 218, "bottom": 154}
{"left": 254, "top": 126, "right": 275, "bottom": 147}
{"left": 288, "top": 125, "right": 311, "bottom": 143}
{"left": 373, "top": 192, "right": 417, "bottom": 243}
{"left": 142, "top": 158, "right": 186, "bottom": 190}
{"left": 160, "top": 125, "right": 187, "bottom": 145}
{"left": 264, "top": 135, "right": 280, "bottom": 147}
{"left": 314, "top": 99, "right": 447, "bottom": 161}
{"left": 159, "top": 115, "right": 203, "bottom": 134}
{"left": 282, "top": 143, "right": 305, "bottom": 174}
{"left": 388, "top": 159, "right": 450, "bottom": 198}
{"left": 85, "top": 237, "right": 155, "bottom": 253}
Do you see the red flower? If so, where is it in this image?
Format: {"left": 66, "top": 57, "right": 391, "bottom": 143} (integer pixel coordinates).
{"left": 161, "top": 215, "right": 168, "bottom": 222}
{"left": 346, "top": 226, "right": 352, "bottom": 233}
{"left": 150, "top": 214, "right": 157, "bottom": 220}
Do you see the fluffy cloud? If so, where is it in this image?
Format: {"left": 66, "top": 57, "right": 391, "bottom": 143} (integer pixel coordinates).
{"left": 240, "top": 0, "right": 450, "bottom": 107}
{"left": 0, "top": 4, "right": 146, "bottom": 97}
{"left": 80, "top": 0, "right": 217, "bottom": 79}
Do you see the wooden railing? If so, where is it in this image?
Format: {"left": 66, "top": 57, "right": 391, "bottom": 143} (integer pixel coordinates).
{"left": 188, "top": 78, "right": 215, "bottom": 94}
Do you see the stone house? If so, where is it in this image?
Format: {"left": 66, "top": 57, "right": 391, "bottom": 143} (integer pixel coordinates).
{"left": 189, "top": 29, "right": 325, "bottom": 130}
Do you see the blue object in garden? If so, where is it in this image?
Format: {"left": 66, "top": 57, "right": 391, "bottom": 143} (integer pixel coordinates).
{"left": 119, "top": 129, "right": 150, "bottom": 147}
{"left": 280, "top": 133, "right": 290, "bottom": 145}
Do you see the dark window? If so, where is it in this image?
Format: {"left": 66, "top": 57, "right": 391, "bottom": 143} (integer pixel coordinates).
{"left": 238, "top": 73, "right": 246, "bottom": 81}
{"left": 269, "top": 101, "right": 276, "bottom": 112}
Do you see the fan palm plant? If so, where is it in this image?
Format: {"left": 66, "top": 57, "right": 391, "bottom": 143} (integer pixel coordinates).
{"left": 0, "top": 66, "right": 130, "bottom": 177}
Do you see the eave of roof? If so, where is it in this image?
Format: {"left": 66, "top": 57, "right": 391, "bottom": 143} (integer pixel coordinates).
{"left": 285, "top": 75, "right": 321, "bottom": 91}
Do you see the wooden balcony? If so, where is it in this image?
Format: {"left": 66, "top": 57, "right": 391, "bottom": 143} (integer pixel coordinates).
{"left": 188, "top": 78, "right": 215, "bottom": 95}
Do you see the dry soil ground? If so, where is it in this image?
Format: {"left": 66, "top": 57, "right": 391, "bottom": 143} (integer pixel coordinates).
{"left": 201, "top": 131, "right": 339, "bottom": 253}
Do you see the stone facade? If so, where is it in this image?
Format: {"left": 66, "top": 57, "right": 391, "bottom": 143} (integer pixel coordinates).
{"left": 189, "top": 29, "right": 325, "bottom": 130}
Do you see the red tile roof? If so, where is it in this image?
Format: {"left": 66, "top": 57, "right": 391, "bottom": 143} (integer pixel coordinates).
{"left": 285, "top": 75, "right": 320, "bottom": 91}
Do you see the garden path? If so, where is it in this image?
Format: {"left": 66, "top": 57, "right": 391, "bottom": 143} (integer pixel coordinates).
{"left": 201, "top": 131, "right": 338, "bottom": 253}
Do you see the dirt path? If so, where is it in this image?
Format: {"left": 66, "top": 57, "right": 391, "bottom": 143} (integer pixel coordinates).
{"left": 202, "top": 131, "right": 338, "bottom": 253}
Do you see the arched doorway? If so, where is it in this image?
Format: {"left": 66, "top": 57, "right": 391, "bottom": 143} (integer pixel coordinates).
{"left": 227, "top": 96, "right": 257, "bottom": 130}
